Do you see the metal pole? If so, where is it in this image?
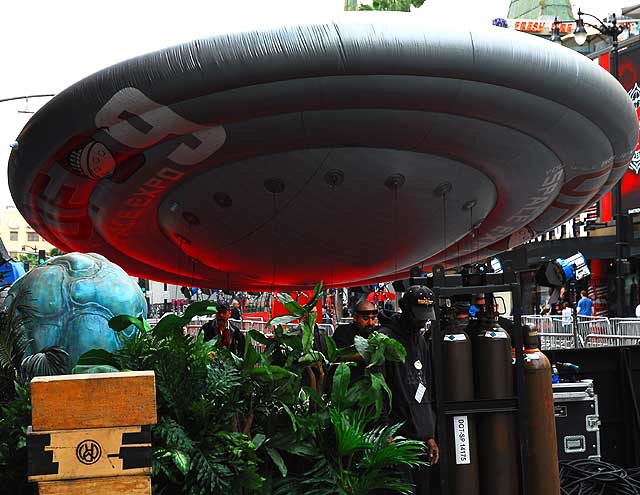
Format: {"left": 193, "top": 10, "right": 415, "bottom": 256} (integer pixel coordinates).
{"left": 512, "top": 282, "right": 530, "bottom": 495}
{"left": 431, "top": 300, "right": 449, "bottom": 495}
{"left": 610, "top": 22, "right": 629, "bottom": 317}
{"left": 0, "top": 94, "right": 54, "bottom": 104}
{"left": 572, "top": 308, "right": 580, "bottom": 348}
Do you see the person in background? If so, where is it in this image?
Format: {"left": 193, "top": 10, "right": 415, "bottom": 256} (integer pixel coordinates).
{"left": 322, "top": 306, "right": 333, "bottom": 325}
{"left": 200, "top": 303, "right": 245, "bottom": 355}
{"left": 334, "top": 301, "right": 378, "bottom": 346}
{"left": 576, "top": 290, "right": 593, "bottom": 317}
{"left": 231, "top": 300, "right": 242, "bottom": 320}
{"left": 342, "top": 304, "right": 350, "bottom": 319}
{"left": 378, "top": 286, "right": 439, "bottom": 494}
{"left": 561, "top": 301, "right": 573, "bottom": 333}
{"left": 332, "top": 301, "right": 379, "bottom": 382}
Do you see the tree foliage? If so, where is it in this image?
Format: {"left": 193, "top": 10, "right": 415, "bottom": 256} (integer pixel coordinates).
{"left": 358, "top": 0, "right": 426, "bottom": 12}
{"left": 16, "top": 254, "right": 37, "bottom": 268}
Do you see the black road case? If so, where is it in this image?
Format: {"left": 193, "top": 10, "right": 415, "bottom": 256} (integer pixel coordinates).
{"left": 553, "top": 379, "right": 601, "bottom": 461}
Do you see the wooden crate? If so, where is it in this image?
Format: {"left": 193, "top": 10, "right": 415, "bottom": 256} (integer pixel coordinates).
{"left": 31, "top": 371, "right": 157, "bottom": 431}
{"left": 37, "top": 475, "right": 151, "bottom": 495}
{"left": 29, "top": 371, "right": 157, "bottom": 494}
{"left": 28, "top": 425, "right": 151, "bottom": 482}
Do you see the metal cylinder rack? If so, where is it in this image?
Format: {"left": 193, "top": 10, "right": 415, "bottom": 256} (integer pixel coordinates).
{"left": 423, "top": 263, "right": 530, "bottom": 495}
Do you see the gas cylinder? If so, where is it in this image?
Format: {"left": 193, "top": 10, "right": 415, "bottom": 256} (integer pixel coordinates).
{"left": 442, "top": 303, "right": 480, "bottom": 495}
{"left": 522, "top": 323, "right": 561, "bottom": 495}
{"left": 471, "top": 296, "right": 520, "bottom": 495}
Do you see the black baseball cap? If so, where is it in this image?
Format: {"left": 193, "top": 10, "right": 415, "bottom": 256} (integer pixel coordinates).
{"left": 402, "top": 286, "right": 435, "bottom": 320}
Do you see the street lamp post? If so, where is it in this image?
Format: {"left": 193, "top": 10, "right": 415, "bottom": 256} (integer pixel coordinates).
{"left": 552, "top": 10, "right": 631, "bottom": 316}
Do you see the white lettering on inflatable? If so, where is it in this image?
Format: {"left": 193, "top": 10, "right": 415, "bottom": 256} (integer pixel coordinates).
{"left": 478, "top": 164, "right": 563, "bottom": 246}
{"left": 528, "top": 212, "right": 591, "bottom": 244}
{"left": 108, "top": 166, "right": 186, "bottom": 239}
{"left": 95, "top": 87, "right": 226, "bottom": 166}
{"left": 167, "top": 127, "right": 226, "bottom": 166}
{"left": 94, "top": 88, "right": 226, "bottom": 238}
{"left": 565, "top": 218, "right": 575, "bottom": 238}
{"left": 626, "top": 83, "right": 640, "bottom": 174}
{"left": 578, "top": 213, "right": 588, "bottom": 237}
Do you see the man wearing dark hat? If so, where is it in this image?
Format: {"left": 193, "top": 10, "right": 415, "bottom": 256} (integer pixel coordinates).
{"left": 200, "top": 303, "right": 246, "bottom": 355}
{"left": 378, "top": 285, "right": 439, "bottom": 494}
{"left": 332, "top": 301, "right": 379, "bottom": 382}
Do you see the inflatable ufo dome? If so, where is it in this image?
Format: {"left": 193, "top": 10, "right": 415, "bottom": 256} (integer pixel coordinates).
{"left": 8, "top": 15, "right": 638, "bottom": 290}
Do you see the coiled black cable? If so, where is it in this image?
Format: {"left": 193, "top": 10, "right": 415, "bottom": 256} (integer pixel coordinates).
{"left": 560, "top": 459, "right": 640, "bottom": 495}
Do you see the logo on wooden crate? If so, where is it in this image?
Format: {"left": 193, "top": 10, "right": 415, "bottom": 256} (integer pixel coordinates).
{"left": 76, "top": 440, "right": 102, "bottom": 465}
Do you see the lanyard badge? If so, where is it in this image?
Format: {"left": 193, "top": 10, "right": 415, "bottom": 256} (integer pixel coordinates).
{"left": 414, "top": 359, "right": 426, "bottom": 402}
{"left": 415, "top": 383, "right": 426, "bottom": 402}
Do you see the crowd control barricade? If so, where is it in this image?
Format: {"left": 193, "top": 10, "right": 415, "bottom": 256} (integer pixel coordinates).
{"left": 230, "top": 318, "right": 257, "bottom": 332}
{"left": 520, "top": 315, "right": 640, "bottom": 349}
{"left": 243, "top": 316, "right": 265, "bottom": 322}
{"left": 522, "top": 315, "right": 575, "bottom": 350}
{"left": 185, "top": 325, "right": 200, "bottom": 337}
{"left": 241, "top": 320, "right": 273, "bottom": 352}
{"left": 577, "top": 316, "right": 613, "bottom": 347}
{"left": 610, "top": 318, "right": 640, "bottom": 346}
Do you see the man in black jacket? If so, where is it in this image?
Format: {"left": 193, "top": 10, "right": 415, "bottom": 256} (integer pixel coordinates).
{"left": 378, "top": 286, "right": 439, "bottom": 495}
{"left": 200, "top": 303, "right": 246, "bottom": 355}
{"left": 332, "top": 301, "right": 378, "bottom": 381}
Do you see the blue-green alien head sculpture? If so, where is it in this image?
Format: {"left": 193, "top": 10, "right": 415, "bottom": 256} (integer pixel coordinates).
{"left": 5, "top": 252, "right": 147, "bottom": 364}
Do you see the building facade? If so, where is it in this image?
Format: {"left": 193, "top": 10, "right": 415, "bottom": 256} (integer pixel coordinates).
{"left": 0, "top": 206, "right": 56, "bottom": 258}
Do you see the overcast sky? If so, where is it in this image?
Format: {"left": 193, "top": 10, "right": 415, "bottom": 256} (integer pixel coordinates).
{"left": 0, "top": 0, "right": 630, "bottom": 208}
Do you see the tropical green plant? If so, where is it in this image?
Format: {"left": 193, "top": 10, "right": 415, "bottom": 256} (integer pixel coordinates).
{"left": 0, "top": 295, "right": 70, "bottom": 495}
{"left": 74, "top": 301, "right": 263, "bottom": 495}
{"left": 259, "top": 302, "right": 425, "bottom": 495}
{"left": 0, "top": 302, "right": 29, "bottom": 402}
{"left": 73, "top": 282, "right": 427, "bottom": 494}
{"left": 0, "top": 382, "right": 33, "bottom": 495}
{"left": 253, "top": 285, "right": 426, "bottom": 495}
{"left": 21, "top": 347, "right": 71, "bottom": 383}
{"left": 0, "top": 295, "right": 71, "bottom": 402}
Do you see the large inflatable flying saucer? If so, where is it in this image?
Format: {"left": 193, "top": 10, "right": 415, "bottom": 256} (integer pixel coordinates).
{"left": 8, "top": 15, "right": 638, "bottom": 290}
